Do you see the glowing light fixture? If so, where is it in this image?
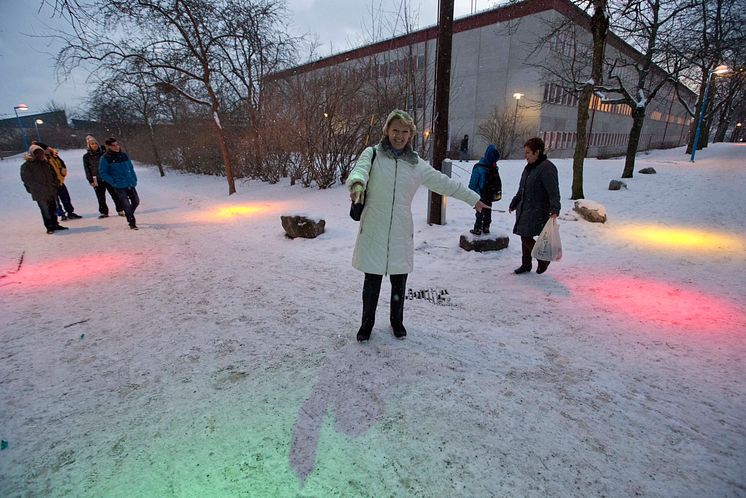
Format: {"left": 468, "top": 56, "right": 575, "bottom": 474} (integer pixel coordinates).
{"left": 195, "top": 202, "right": 285, "bottom": 223}
{"left": 612, "top": 225, "right": 744, "bottom": 252}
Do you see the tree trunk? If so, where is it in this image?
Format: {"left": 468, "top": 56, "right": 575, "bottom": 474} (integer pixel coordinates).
{"left": 572, "top": 87, "right": 593, "bottom": 199}
{"left": 146, "top": 120, "right": 165, "bottom": 177}
{"left": 571, "top": 0, "right": 608, "bottom": 200}
{"left": 686, "top": 71, "right": 708, "bottom": 155}
{"left": 622, "top": 108, "right": 646, "bottom": 178}
{"left": 206, "top": 89, "right": 236, "bottom": 195}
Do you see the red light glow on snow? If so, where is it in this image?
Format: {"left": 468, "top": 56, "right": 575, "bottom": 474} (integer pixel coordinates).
{"left": 3, "top": 253, "right": 142, "bottom": 290}
{"left": 563, "top": 274, "right": 746, "bottom": 333}
{"left": 611, "top": 225, "right": 744, "bottom": 252}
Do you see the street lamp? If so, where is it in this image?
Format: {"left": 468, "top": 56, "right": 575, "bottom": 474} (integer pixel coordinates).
{"left": 690, "top": 64, "right": 732, "bottom": 162}
{"left": 512, "top": 93, "right": 524, "bottom": 131}
{"left": 13, "top": 104, "right": 29, "bottom": 151}
{"left": 735, "top": 122, "right": 743, "bottom": 142}
{"left": 34, "top": 119, "right": 43, "bottom": 142}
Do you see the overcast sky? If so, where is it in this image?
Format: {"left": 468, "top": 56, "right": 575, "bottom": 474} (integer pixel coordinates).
{"left": 0, "top": 0, "right": 490, "bottom": 119}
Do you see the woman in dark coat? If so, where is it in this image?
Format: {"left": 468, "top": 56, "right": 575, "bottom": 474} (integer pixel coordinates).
{"left": 509, "top": 137, "right": 561, "bottom": 274}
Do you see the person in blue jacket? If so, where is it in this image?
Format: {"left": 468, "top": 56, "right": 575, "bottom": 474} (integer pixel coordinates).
{"left": 99, "top": 137, "right": 140, "bottom": 230}
{"left": 468, "top": 144, "right": 501, "bottom": 235}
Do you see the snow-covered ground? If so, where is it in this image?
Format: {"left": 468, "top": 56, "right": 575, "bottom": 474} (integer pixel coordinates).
{"left": 1, "top": 143, "right": 744, "bottom": 497}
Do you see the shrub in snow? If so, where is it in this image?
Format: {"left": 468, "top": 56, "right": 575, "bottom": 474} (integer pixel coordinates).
{"left": 281, "top": 215, "right": 326, "bottom": 239}
{"left": 638, "top": 167, "right": 657, "bottom": 174}
{"left": 608, "top": 180, "right": 627, "bottom": 190}
{"left": 459, "top": 231, "right": 509, "bottom": 252}
{"left": 574, "top": 200, "right": 607, "bottom": 223}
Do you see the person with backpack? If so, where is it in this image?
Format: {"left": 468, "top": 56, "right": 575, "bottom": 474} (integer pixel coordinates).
{"left": 468, "top": 144, "right": 502, "bottom": 235}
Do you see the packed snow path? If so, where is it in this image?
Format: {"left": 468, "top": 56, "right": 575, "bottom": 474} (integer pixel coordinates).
{"left": 1, "top": 144, "right": 744, "bottom": 496}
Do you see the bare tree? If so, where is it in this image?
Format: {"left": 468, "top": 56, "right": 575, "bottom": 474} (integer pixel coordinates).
{"left": 668, "top": 0, "right": 745, "bottom": 154}
{"left": 476, "top": 105, "right": 533, "bottom": 160}
{"left": 571, "top": 0, "right": 608, "bottom": 197}
{"left": 595, "top": 0, "right": 693, "bottom": 178}
{"left": 526, "top": 0, "right": 609, "bottom": 199}
{"left": 51, "top": 0, "right": 294, "bottom": 195}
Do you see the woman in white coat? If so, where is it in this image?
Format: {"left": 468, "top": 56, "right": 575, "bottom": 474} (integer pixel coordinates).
{"left": 347, "top": 110, "right": 487, "bottom": 342}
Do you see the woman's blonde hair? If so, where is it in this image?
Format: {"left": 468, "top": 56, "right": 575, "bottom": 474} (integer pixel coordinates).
{"left": 382, "top": 109, "right": 416, "bottom": 136}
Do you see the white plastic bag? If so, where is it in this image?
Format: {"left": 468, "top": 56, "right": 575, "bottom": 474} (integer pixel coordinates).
{"left": 531, "top": 218, "right": 562, "bottom": 261}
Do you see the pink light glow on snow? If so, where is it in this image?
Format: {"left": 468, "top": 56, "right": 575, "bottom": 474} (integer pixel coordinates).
{"left": 561, "top": 274, "right": 746, "bottom": 333}
{"left": 2, "top": 252, "right": 144, "bottom": 290}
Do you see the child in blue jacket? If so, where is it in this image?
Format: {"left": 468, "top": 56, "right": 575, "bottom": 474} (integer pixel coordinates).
{"left": 468, "top": 144, "right": 501, "bottom": 235}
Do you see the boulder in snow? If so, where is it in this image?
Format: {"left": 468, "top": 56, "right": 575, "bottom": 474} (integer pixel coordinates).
{"left": 281, "top": 214, "right": 325, "bottom": 239}
{"left": 638, "top": 167, "right": 657, "bottom": 174}
{"left": 608, "top": 179, "right": 627, "bottom": 190}
{"left": 459, "top": 231, "right": 509, "bottom": 252}
{"left": 574, "top": 199, "right": 607, "bottom": 223}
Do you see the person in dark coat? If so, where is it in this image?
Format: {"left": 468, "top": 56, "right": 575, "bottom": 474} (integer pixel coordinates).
{"left": 459, "top": 134, "right": 469, "bottom": 161}
{"left": 35, "top": 142, "right": 82, "bottom": 220}
{"left": 20, "top": 144, "right": 68, "bottom": 234}
{"left": 83, "top": 135, "right": 123, "bottom": 218}
{"left": 99, "top": 137, "right": 140, "bottom": 230}
{"left": 509, "top": 137, "right": 560, "bottom": 274}
{"left": 468, "top": 144, "right": 502, "bottom": 235}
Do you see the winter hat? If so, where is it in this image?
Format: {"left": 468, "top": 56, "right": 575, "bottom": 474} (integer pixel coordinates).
{"left": 480, "top": 144, "right": 500, "bottom": 166}
{"left": 85, "top": 135, "right": 96, "bottom": 143}
{"left": 28, "top": 144, "right": 44, "bottom": 154}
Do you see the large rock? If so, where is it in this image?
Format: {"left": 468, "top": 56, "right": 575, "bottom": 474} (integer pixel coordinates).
{"left": 459, "top": 231, "right": 509, "bottom": 252}
{"left": 638, "top": 167, "right": 657, "bottom": 174}
{"left": 574, "top": 199, "right": 607, "bottom": 223}
{"left": 608, "top": 179, "right": 627, "bottom": 190}
{"left": 281, "top": 214, "right": 325, "bottom": 239}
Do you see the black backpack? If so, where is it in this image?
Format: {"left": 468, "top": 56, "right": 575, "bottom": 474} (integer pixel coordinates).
{"left": 483, "top": 164, "right": 502, "bottom": 202}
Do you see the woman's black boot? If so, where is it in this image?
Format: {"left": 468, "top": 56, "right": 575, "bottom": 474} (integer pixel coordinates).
{"left": 390, "top": 274, "right": 408, "bottom": 338}
{"left": 357, "top": 274, "right": 382, "bottom": 342}
{"left": 515, "top": 237, "right": 534, "bottom": 274}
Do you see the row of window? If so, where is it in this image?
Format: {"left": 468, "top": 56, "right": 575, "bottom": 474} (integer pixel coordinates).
{"left": 541, "top": 130, "right": 631, "bottom": 150}
{"left": 542, "top": 83, "right": 632, "bottom": 116}
{"left": 548, "top": 33, "right": 591, "bottom": 60}
{"left": 371, "top": 54, "right": 426, "bottom": 79}
{"left": 543, "top": 82, "right": 694, "bottom": 126}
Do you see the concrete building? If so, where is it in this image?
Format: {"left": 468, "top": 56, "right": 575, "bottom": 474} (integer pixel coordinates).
{"left": 272, "top": 0, "right": 695, "bottom": 160}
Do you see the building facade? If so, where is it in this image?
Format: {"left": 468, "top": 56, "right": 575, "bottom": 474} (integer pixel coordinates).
{"left": 272, "top": 0, "right": 695, "bottom": 160}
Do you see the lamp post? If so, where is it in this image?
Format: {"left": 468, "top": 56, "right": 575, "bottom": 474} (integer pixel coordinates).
{"left": 512, "top": 92, "right": 524, "bottom": 131}
{"left": 734, "top": 122, "right": 742, "bottom": 142}
{"left": 13, "top": 104, "right": 29, "bottom": 151}
{"left": 34, "top": 119, "right": 43, "bottom": 142}
{"left": 690, "top": 64, "right": 731, "bottom": 162}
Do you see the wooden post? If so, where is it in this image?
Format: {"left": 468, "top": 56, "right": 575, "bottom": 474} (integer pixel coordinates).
{"left": 428, "top": 0, "right": 454, "bottom": 225}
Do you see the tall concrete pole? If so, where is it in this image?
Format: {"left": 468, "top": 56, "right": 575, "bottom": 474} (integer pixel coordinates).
{"left": 428, "top": 0, "right": 454, "bottom": 225}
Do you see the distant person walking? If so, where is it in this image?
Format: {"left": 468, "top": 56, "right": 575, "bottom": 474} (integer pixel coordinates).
{"left": 347, "top": 109, "right": 487, "bottom": 342}
{"left": 99, "top": 138, "right": 140, "bottom": 230}
{"left": 468, "top": 144, "right": 502, "bottom": 235}
{"left": 20, "top": 144, "right": 68, "bottom": 234}
{"left": 83, "top": 135, "right": 123, "bottom": 218}
{"left": 509, "top": 137, "right": 560, "bottom": 274}
{"left": 459, "top": 134, "right": 469, "bottom": 161}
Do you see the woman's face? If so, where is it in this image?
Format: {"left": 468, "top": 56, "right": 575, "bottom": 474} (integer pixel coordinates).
{"left": 524, "top": 146, "right": 540, "bottom": 164}
{"left": 386, "top": 119, "right": 412, "bottom": 150}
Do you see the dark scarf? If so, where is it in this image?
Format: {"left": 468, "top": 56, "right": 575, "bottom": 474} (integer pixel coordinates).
{"left": 378, "top": 136, "right": 419, "bottom": 165}
{"left": 528, "top": 153, "right": 548, "bottom": 167}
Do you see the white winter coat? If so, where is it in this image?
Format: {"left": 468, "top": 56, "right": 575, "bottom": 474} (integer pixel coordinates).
{"left": 347, "top": 141, "right": 480, "bottom": 275}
